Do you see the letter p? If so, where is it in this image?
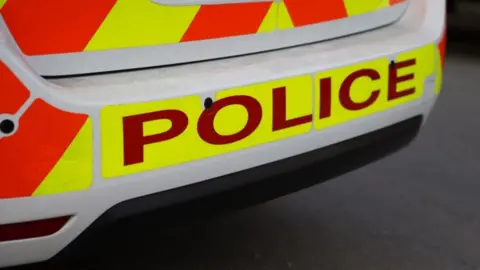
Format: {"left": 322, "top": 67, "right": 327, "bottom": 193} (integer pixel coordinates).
{"left": 122, "top": 110, "right": 188, "bottom": 166}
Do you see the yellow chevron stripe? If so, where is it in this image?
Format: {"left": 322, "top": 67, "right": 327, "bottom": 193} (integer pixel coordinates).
{"left": 0, "top": 0, "right": 7, "bottom": 10}
{"left": 257, "top": 2, "right": 277, "bottom": 33}
{"left": 435, "top": 48, "right": 443, "bottom": 94}
{"left": 33, "top": 119, "right": 93, "bottom": 196}
{"left": 85, "top": 0, "right": 200, "bottom": 51}
{"left": 277, "top": 1, "right": 294, "bottom": 30}
{"left": 343, "top": 0, "right": 389, "bottom": 16}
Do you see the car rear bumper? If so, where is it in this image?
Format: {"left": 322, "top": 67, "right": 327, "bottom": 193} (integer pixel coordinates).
{"left": 0, "top": 0, "right": 445, "bottom": 267}
{"left": 54, "top": 115, "right": 423, "bottom": 264}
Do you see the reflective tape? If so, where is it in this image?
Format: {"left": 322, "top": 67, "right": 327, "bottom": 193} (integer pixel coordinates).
{"left": 1, "top": 0, "right": 405, "bottom": 55}
{"left": 343, "top": 0, "right": 389, "bottom": 16}
{"left": 32, "top": 119, "right": 94, "bottom": 196}
{"left": 0, "top": 62, "right": 29, "bottom": 115}
{"left": 0, "top": 0, "right": 117, "bottom": 55}
{"left": 0, "top": 43, "right": 440, "bottom": 196}
{"left": 435, "top": 48, "right": 443, "bottom": 95}
{"left": 438, "top": 25, "right": 447, "bottom": 70}
{"left": 180, "top": 2, "right": 274, "bottom": 42}
{"left": 0, "top": 62, "right": 93, "bottom": 199}
{"left": 85, "top": 0, "right": 200, "bottom": 50}
{"left": 279, "top": 0, "right": 347, "bottom": 28}
{"left": 436, "top": 26, "right": 447, "bottom": 94}
{"left": 314, "top": 44, "right": 434, "bottom": 130}
{"left": 277, "top": 0, "right": 403, "bottom": 29}
{"left": 100, "top": 75, "right": 313, "bottom": 178}
{"left": 100, "top": 44, "right": 436, "bottom": 178}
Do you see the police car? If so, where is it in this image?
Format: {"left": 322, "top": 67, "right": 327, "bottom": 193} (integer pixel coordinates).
{"left": 0, "top": 0, "right": 445, "bottom": 267}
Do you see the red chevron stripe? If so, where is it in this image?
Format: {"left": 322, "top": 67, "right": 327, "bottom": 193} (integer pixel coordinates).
{"left": 438, "top": 25, "right": 447, "bottom": 69}
{"left": 282, "top": 0, "right": 348, "bottom": 27}
{"left": 0, "top": 62, "right": 30, "bottom": 115}
{"left": 1, "top": 0, "right": 116, "bottom": 55}
{"left": 390, "top": 0, "right": 405, "bottom": 5}
{"left": 0, "top": 99, "right": 87, "bottom": 199}
{"left": 181, "top": 2, "right": 272, "bottom": 42}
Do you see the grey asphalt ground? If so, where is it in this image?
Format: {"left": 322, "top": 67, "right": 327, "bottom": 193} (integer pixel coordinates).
{"left": 12, "top": 8, "right": 480, "bottom": 270}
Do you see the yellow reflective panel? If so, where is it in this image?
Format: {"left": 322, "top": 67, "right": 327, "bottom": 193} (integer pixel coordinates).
{"left": 85, "top": 0, "right": 200, "bottom": 51}
{"left": 33, "top": 119, "right": 93, "bottom": 196}
{"left": 343, "top": 0, "right": 389, "bottom": 16}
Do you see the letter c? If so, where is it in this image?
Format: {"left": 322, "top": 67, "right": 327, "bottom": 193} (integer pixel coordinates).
{"left": 339, "top": 69, "right": 381, "bottom": 111}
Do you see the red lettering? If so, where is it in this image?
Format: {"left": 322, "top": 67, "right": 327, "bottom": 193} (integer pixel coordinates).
{"left": 197, "top": 95, "right": 262, "bottom": 145}
{"left": 123, "top": 110, "right": 188, "bottom": 166}
{"left": 388, "top": 59, "right": 416, "bottom": 100}
{"left": 339, "top": 69, "right": 381, "bottom": 111}
{"left": 319, "top": 78, "right": 333, "bottom": 119}
{"left": 272, "top": 87, "right": 312, "bottom": 131}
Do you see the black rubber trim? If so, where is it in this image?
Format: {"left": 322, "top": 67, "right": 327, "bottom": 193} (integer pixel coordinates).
{"left": 50, "top": 115, "right": 423, "bottom": 265}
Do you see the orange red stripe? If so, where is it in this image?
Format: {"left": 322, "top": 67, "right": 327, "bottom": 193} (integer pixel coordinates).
{"left": 0, "top": 0, "right": 116, "bottom": 55}
{"left": 389, "top": 0, "right": 405, "bottom": 5}
{"left": 438, "top": 25, "right": 447, "bottom": 69}
{"left": 0, "top": 62, "right": 30, "bottom": 115}
{"left": 181, "top": 2, "right": 273, "bottom": 42}
{"left": 282, "top": 0, "right": 348, "bottom": 27}
{"left": 1, "top": 0, "right": 402, "bottom": 56}
{"left": 0, "top": 99, "right": 87, "bottom": 199}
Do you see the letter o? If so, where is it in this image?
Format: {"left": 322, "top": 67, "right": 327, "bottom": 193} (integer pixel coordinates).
{"left": 198, "top": 95, "right": 262, "bottom": 145}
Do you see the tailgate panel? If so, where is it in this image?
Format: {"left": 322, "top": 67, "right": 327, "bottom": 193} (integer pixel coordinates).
{"left": 0, "top": 0, "right": 408, "bottom": 76}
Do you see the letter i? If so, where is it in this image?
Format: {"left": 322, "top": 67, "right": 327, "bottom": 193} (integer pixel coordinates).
{"left": 319, "top": 78, "right": 332, "bottom": 119}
